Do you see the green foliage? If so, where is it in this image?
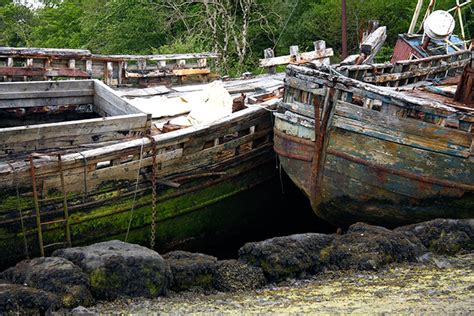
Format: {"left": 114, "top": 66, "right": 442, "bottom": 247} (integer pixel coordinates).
{"left": 0, "top": 0, "right": 471, "bottom": 75}
{"left": 0, "top": 0, "right": 37, "bottom": 46}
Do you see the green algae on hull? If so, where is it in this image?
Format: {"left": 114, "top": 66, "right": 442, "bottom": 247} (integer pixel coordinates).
{"left": 0, "top": 161, "right": 276, "bottom": 268}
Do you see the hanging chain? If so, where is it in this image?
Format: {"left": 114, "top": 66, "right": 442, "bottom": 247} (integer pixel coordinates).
{"left": 149, "top": 137, "right": 158, "bottom": 249}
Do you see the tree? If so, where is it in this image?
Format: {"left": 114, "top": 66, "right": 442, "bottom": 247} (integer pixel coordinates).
{"left": 0, "top": 0, "right": 37, "bottom": 46}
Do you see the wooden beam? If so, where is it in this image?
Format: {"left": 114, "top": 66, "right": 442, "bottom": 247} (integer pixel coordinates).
{"left": 0, "top": 67, "right": 90, "bottom": 78}
{"left": 0, "top": 47, "right": 91, "bottom": 58}
{"left": 259, "top": 48, "right": 334, "bottom": 67}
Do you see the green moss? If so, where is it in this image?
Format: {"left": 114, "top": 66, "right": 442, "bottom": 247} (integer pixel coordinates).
{"left": 146, "top": 280, "right": 159, "bottom": 296}
{"left": 90, "top": 268, "right": 121, "bottom": 290}
{"left": 0, "top": 162, "right": 277, "bottom": 269}
{"left": 319, "top": 246, "right": 333, "bottom": 261}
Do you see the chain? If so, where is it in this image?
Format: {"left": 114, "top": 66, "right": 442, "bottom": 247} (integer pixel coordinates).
{"left": 148, "top": 137, "right": 158, "bottom": 249}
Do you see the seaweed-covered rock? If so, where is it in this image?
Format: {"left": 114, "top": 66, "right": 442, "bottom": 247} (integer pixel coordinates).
{"left": 395, "top": 218, "right": 474, "bottom": 255}
{"left": 238, "top": 233, "right": 334, "bottom": 281}
{"left": 326, "top": 222, "right": 426, "bottom": 270}
{"left": 0, "top": 257, "right": 93, "bottom": 308}
{"left": 0, "top": 282, "right": 59, "bottom": 314}
{"left": 163, "top": 251, "right": 217, "bottom": 291}
{"left": 213, "top": 260, "right": 266, "bottom": 292}
{"left": 53, "top": 240, "right": 172, "bottom": 300}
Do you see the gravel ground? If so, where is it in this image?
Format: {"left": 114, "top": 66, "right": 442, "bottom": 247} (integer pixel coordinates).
{"left": 90, "top": 253, "right": 474, "bottom": 314}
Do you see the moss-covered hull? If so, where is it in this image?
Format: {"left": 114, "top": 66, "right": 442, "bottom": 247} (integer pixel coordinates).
{"left": 0, "top": 157, "right": 276, "bottom": 268}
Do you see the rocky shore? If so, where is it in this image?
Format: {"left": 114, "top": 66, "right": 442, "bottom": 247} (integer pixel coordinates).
{"left": 0, "top": 218, "right": 473, "bottom": 314}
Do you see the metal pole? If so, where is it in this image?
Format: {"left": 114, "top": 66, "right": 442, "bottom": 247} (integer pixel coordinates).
{"left": 341, "top": 0, "right": 348, "bottom": 59}
{"left": 408, "top": 0, "right": 424, "bottom": 35}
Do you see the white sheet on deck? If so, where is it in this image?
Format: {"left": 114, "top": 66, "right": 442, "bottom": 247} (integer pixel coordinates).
{"left": 125, "top": 81, "right": 233, "bottom": 126}
{"left": 127, "top": 95, "right": 192, "bottom": 118}
{"left": 170, "top": 80, "right": 233, "bottom": 126}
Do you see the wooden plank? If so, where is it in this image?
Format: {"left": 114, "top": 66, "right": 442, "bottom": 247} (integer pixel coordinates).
{"left": 0, "top": 67, "right": 90, "bottom": 78}
{"left": 0, "top": 47, "right": 91, "bottom": 58}
{"left": 0, "top": 89, "right": 93, "bottom": 100}
{"left": 93, "top": 80, "right": 143, "bottom": 115}
{"left": 90, "top": 52, "right": 218, "bottom": 61}
{"left": 359, "top": 26, "right": 387, "bottom": 64}
{"left": 259, "top": 48, "right": 334, "bottom": 67}
{"left": 285, "top": 76, "right": 326, "bottom": 95}
{"left": 0, "top": 96, "right": 93, "bottom": 108}
{"left": 0, "top": 79, "right": 94, "bottom": 92}
{"left": 335, "top": 100, "right": 472, "bottom": 148}
{"left": 332, "top": 115, "right": 470, "bottom": 158}
{"left": 172, "top": 68, "right": 210, "bottom": 76}
{"left": 328, "top": 127, "right": 473, "bottom": 184}
{"left": 364, "top": 59, "right": 470, "bottom": 84}
{"left": 288, "top": 66, "right": 472, "bottom": 117}
{"left": 0, "top": 113, "right": 148, "bottom": 145}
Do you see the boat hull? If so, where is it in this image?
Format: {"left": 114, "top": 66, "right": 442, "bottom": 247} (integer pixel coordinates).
{"left": 0, "top": 156, "right": 276, "bottom": 269}
{"left": 274, "top": 64, "right": 474, "bottom": 227}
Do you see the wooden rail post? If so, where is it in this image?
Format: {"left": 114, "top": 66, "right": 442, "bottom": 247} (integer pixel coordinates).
{"left": 263, "top": 48, "right": 275, "bottom": 74}
{"left": 290, "top": 45, "right": 300, "bottom": 63}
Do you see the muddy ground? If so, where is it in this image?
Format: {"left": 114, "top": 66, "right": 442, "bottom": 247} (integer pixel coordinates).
{"left": 90, "top": 253, "right": 473, "bottom": 314}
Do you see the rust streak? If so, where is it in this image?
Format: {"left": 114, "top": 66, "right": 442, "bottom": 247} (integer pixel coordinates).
{"left": 327, "top": 148, "right": 474, "bottom": 191}
{"left": 273, "top": 128, "right": 314, "bottom": 146}
{"left": 273, "top": 145, "right": 313, "bottom": 162}
{"left": 310, "top": 94, "right": 322, "bottom": 200}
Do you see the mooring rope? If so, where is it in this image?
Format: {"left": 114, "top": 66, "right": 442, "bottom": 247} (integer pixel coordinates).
{"left": 125, "top": 138, "right": 146, "bottom": 242}
{"left": 8, "top": 162, "right": 29, "bottom": 259}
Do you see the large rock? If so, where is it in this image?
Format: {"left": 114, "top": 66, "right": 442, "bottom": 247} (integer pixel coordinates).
{"left": 0, "top": 257, "right": 93, "bottom": 308}
{"left": 163, "top": 251, "right": 217, "bottom": 291}
{"left": 395, "top": 218, "right": 474, "bottom": 255}
{"left": 239, "top": 233, "right": 334, "bottom": 282}
{"left": 325, "top": 222, "right": 426, "bottom": 270}
{"left": 53, "top": 240, "right": 172, "bottom": 300}
{"left": 213, "top": 260, "right": 266, "bottom": 292}
{"left": 0, "top": 282, "right": 59, "bottom": 314}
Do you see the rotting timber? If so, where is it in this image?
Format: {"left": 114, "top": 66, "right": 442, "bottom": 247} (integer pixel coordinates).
{"left": 0, "top": 71, "right": 283, "bottom": 268}
{"left": 273, "top": 50, "right": 474, "bottom": 227}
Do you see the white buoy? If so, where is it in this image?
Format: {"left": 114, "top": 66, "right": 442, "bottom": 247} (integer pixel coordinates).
{"left": 423, "top": 10, "right": 455, "bottom": 40}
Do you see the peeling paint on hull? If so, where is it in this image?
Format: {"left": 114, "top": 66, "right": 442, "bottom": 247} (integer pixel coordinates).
{"left": 274, "top": 62, "right": 474, "bottom": 227}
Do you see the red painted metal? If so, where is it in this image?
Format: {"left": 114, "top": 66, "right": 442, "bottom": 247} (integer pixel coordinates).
{"left": 391, "top": 38, "right": 414, "bottom": 63}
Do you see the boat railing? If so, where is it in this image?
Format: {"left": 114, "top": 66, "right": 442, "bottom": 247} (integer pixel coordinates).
{"left": 336, "top": 50, "right": 471, "bottom": 87}
{"left": 0, "top": 47, "right": 218, "bottom": 86}
{"left": 281, "top": 64, "right": 473, "bottom": 158}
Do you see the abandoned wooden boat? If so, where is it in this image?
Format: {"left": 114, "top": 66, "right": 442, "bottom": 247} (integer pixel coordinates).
{"left": 273, "top": 50, "right": 474, "bottom": 227}
{"left": 0, "top": 72, "right": 284, "bottom": 268}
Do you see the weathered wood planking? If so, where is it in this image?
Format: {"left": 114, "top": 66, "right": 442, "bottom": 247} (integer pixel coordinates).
{"left": 0, "top": 47, "right": 219, "bottom": 85}
{"left": 260, "top": 48, "right": 333, "bottom": 68}
{"left": 273, "top": 57, "right": 474, "bottom": 227}
{"left": 0, "top": 80, "right": 149, "bottom": 155}
{"left": 0, "top": 114, "right": 148, "bottom": 153}
{"left": 0, "top": 104, "right": 273, "bottom": 187}
{"left": 337, "top": 50, "right": 471, "bottom": 86}
{"left": 0, "top": 89, "right": 276, "bottom": 266}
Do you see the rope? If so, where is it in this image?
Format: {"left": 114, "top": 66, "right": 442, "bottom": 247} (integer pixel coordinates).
{"left": 125, "top": 139, "right": 145, "bottom": 242}
{"left": 8, "top": 162, "right": 29, "bottom": 259}
{"left": 272, "top": 0, "right": 299, "bottom": 51}
{"left": 147, "top": 136, "right": 158, "bottom": 249}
